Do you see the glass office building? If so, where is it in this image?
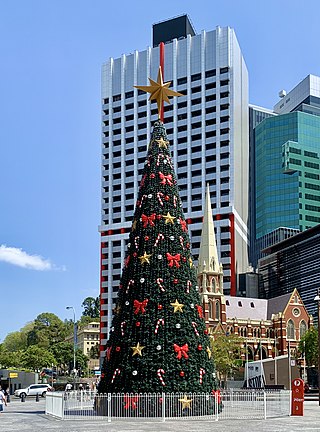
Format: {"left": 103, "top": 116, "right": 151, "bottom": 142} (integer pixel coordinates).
{"left": 99, "top": 16, "right": 249, "bottom": 357}
{"left": 255, "top": 111, "right": 320, "bottom": 240}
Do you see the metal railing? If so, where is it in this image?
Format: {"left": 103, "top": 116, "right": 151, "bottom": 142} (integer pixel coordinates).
{"left": 46, "top": 389, "right": 291, "bottom": 421}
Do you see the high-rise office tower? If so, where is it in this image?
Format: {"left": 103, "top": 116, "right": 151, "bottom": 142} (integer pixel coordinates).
{"left": 99, "top": 15, "right": 249, "bottom": 357}
{"left": 253, "top": 75, "right": 320, "bottom": 266}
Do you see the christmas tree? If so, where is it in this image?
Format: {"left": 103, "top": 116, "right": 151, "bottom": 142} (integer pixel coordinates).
{"left": 99, "top": 69, "right": 216, "bottom": 395}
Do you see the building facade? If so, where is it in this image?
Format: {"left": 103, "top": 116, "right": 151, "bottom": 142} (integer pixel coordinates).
{"left": 197, "top": 187, "right": 312, "bottom": 367}
{"left": 100, "top": 15, "right": 249, "bottom": 356}
{"left": 258, "top": 224, "right": 320, "bottom": 321}
{"left": 66, "top": 322, "right": 100, "bottom": 371}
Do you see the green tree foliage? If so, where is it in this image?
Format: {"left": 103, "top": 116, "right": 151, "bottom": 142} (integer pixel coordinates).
{"left": 299, "top": 326, "right": 318, "bottom": 367}
{"left": 81, "top": 296, "right": 100, "bottom": 318}
{"left": 0, "top": 347, "right": 23, "bottom": 369}
{"left": 78, "top": 315, "right": 99, "bottom": 330}
{"left": 49, "top": 341, "right": 75, "bottom": 369}
{"left": 99, "top": 121, "right": 216, "bottom": 393}
{"left": 27, "top": 313, "right": 68, "bottom": 349}
{"left": 89, "top": 343, "right": 100, "bottom": 359}
{"left": 21, "top": 345, "right": 56, "bottom": 370}
{"left": 211, "top": 333, "right": 243, "bottom": 382}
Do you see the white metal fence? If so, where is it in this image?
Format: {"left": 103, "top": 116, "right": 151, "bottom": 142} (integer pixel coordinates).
{"left": 46, "top": 390, "right": 291, "bottom": 421}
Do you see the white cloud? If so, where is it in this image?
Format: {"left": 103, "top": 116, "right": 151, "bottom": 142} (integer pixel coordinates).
{"left": 0, "top": 245, "right": 61, "bottom": 271}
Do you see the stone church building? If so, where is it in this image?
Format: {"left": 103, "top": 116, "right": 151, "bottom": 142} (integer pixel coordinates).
{"left": 197, "top": 185, "right": 312, "bottom": 362}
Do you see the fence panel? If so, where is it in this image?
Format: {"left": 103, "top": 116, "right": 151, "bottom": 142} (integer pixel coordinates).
{"left": 46, "top": 389, "right": 291, "bottom": 422}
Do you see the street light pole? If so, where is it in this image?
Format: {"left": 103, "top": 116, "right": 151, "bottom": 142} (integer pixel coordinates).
{"left": 66, "top": 306, "right": 76, "bottom": 385}
{"left": 314, "top": 294, "right": 320, "bottom": 407}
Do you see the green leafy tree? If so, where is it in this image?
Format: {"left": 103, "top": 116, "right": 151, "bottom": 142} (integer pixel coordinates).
{"left": 299, "top": 326, "right": 318, "bottom": 367}
{"left": 2, "top": 322, "right": 34, "bottom": 352}
{"left": 27, "top": 313, "right": 68, "bottom": 349}
{"left": 0, "top": 348, "right": 23, "bottom": 369}
{"left": 21, "top": 345, "right": 56, "bottom": 371}
{"left": 78, "top": 315, "right": 99, "bottom": 329}
{"left": 99, "top": 120, "right": 216, "bottom": 393}
{"left": 49, "top": 341, "right": 75, "bottom": 370}
{"left": 89, "top": 343, "right": 100, "bottom": 360}
{"left": 81, "top": 296, "right": 100, "bottom": 318}
{"left": 211, "top": 333, "right": 243, "bottom": 383}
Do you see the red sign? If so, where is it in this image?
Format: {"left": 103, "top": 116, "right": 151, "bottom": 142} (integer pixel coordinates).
{"left": 291, "top": 378, "right": 304, "bottom": 416}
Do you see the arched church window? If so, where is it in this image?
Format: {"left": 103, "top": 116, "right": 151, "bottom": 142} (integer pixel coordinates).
{"left": 300, "top": 320, "right": 307, "bottom": 338}
{"left": 215, "top": 301, "right": 220, "bottom": 320}
{"left": 287, "top": 319, "right": 295, "bottom": 340}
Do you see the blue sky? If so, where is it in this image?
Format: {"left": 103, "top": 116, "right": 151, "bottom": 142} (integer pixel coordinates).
{"left": 1, "top": 0, "right": 320, "bottom": 342}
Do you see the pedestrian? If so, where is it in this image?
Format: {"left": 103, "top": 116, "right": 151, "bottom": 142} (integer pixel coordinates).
{"left": 0, "top": 386, "right": 7, "bottom": 414}
{"left": 65, "top": 383, "right": 72, "bottom": 391}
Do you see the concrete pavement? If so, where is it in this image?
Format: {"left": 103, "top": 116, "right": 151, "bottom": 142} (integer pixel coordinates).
{"left": 2, "top": 397, "right": 320, "bottom": 432}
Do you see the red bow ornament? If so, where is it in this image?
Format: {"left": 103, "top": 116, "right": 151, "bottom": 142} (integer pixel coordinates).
{"left": 173, "top": 343, "right": 189, "bottom": 360}
{"left": 141, "top": 213, "right": 156, "bottom": 228}
{"left": 159, "top": 172, "right": 173, "bottom": 186}
{"left": 124, "top": 395, "right": 139, "bottom": 410}
{"left": 166, "top": 253, "right": 181, "bottom": 268}
{"left": 180, "top": 218, "right": 188, "bottom": 232}
{"left": 134, "top": 299, "right": 148, "bottom": 314}
{"left": 196, "top": 304, "right": 204, "bottom": 318}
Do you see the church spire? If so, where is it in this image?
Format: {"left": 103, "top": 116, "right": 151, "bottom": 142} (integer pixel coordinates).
{"left": 198, "top": 184, "right": 220, "bottom": 274}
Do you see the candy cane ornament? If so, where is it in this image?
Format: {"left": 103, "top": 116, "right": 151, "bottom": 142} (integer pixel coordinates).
{"left": 126, "top": 279, "right": 135, "bottom": 293}
{"left": 156, "top": 278, "right": 165, "bottom": 292}
{"left": 186, "top": 280, "right": 192, "bottom": 293}
{"left": 157, "top": 192, "right": 164, "bottom": 206}
{"left": 138, "top": 195, "right": 147, "bottom": 208}
{"left": 179, "top": 236, "right": 185, "bottom": 250}
{"left": 111, "top": 368, "right": 121, "bottom": 383}
{"left": 155, "top": 318, "right": 165, "bottom": 334}
{"left": 154, "top": 233, "right": 164, "bottom": 247}
{"left": 134, "top": 236, "right": 139, "bottom": 250}
{"left": 192, "top": 321, "right": 200, "bottom": 336}
{"left": 173, "top": 195, "right": 177, "bottom": 208}
{"left": 199, "top": 368, "right": 206, "bottom": 384}
{"left": 157, "top": 369, "right": 166, "bottom": 386}
{"left": 120, "top": 321, "right": 126, "bottom": 336}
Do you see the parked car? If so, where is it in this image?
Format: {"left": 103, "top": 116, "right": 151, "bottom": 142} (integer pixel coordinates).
{"left": 14, "top": 384, "right": 53, "bottom": 398}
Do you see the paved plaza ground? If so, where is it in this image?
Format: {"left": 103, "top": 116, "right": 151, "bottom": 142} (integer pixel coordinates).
{"left": 1, "top": 397, "right": 320, "bottom": 432}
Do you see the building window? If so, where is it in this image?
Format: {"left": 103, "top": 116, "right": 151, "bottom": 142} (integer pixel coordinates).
{"left": 287, "top": 319, "right": 295, "bottom": 340}
{"left": 300, "top": 320, "right": 307, "bottom": 338}
{"left": 215, "top": 301, "right": 220, "bottom": 320}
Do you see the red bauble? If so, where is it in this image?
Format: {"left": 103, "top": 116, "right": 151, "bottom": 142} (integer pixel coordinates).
{"left": 150, "top": 173, "right": 156, "bottom": 179}
{"left": 115, "top": 346, "right": 121, "bottom": 352}
{"left": 144, "top": 236, "right": 149, "bottom": 241}
{"left": 133, "top": 252, "right": 137, "bottom": 257}
{"left": 158, "top": 304, "right": 163, "bottom": 310}
{"left": 136, "top": 322, "right": 141, "bottom": 327}
{"left": 186, "top": 243, "right": 190, "bottom": 249}
{"left": 173, "top": 278, "right": 179, "bottom": 284}
{"left": 157, "top": 215, "right": 162, "bottom": 220}
{"left": 165, "top": 195, "right": 170, "bottom": 201}
{"left": 182, "top": 257, "right": 187, "bottom": 262}
{"left": 204, "top": 329, "right": 208, "bottom": 334}
{"left": 179, "top": 371, "right": 185, "bottom": 377}
{"left": 197, "top": 344, "right": 203, "bottom": 351}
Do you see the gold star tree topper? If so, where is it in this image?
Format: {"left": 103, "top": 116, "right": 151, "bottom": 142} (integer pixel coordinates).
{"left": 135, "top": 66, "right": 183, "bottom": 118}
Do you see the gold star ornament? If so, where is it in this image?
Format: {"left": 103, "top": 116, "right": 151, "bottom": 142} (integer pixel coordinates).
{"left": 171, "top": 299, "right": 184, "bottom": 313}
{"left": 134, "top": 66, "right": 184, "bottom": 117}
{"left": 206, "top": 346, "right": 212, "bottom": 359}
{"left": 132, "top": 220, "right": 137, "bottom": 231}
{"left": 163, "top": 212, "right": 176, "bottom": 224}
{"left": 131, "top": 342, "right": 145, "bottom": 356}
{"left": 179, "top": 395, "right": 193, "bottom": 410}
{"left": 139, "top": 252, "right": 152, "bottom": 265}
{"left": 189, "top": 257, "right": 193, "bottom": 268}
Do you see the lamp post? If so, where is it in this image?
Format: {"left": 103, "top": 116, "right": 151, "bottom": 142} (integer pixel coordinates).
{"left": 314, "top": 294, "right": 320, "bottom": 406}
{"left": 66, "top": 306, "right": 76, "bottom": 384}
